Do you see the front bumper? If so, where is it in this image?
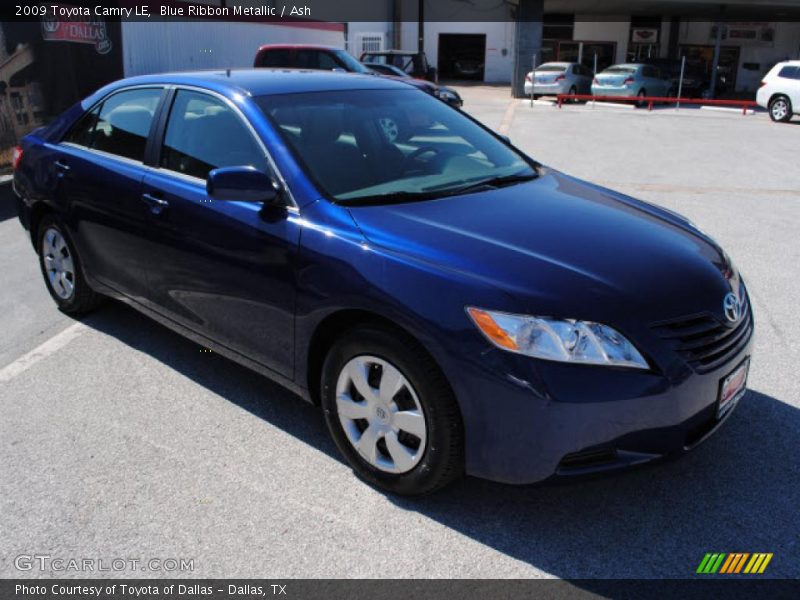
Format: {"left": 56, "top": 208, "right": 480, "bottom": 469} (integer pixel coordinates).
{"left": 447, "top": 334, "right": 754, "bottom": 484}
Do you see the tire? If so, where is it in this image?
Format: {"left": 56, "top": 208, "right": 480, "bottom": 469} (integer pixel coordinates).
{"left": 37, "top": 214, "right": 103, "bottom": 315}
{"left": 321, "top": 325, "right": 464, "bottom": 495}
{"left": 636, "top": 89, "right": 647, "bottom": 108}
{"left": 568, "top": 85, "right": 577, "bottom": 103}
{"left": 768, "top": 95, "right": 792, "bottom": 123}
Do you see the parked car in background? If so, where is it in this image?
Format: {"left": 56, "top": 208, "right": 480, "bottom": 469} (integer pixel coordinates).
{"left": 254, "top": 44, "right": 372, "bottom": 73}
{"left": 524, "top": 62, "right": 593, "bottom": 98}
{"left": 364, "top": 62, "right": 463, "bottom": 107}
{"left": 642, "top": 58, "right": 709, "bottom": 98}
{"left": 453, "top": 59, "right": 484, "bottom": 80}
{"left": 591, "top": 63, "right": 673, "bottom": 104}
{"left": 359, "top": 50, "right": 437, "bottom": 82}
{"left": 756, "top": 60, "right": 800, "bottom": 122}
{"left": 254, "top": 45, "right": 459, "bottom": 107}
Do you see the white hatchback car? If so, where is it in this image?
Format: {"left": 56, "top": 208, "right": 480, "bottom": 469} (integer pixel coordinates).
{"left": 757, "top": 60, "right": 800, "bottom": 122}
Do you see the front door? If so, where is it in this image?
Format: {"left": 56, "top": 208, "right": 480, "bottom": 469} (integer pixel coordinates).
{"left": 140, "top": 88, "right": 301, "bottom": 376}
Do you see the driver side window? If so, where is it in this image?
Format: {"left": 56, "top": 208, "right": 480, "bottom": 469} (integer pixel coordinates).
{"left": 160, "top": 90, "right": 268, "bottom": 180}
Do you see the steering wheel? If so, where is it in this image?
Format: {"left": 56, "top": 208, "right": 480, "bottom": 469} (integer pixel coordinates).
{"left": 402, "top": 146, "right": 440, "bottom": 172}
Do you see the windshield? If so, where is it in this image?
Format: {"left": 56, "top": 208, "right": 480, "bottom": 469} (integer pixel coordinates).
{"left": 256, "top": 89, "right": 536, "bottom": 204}
{"left": 332, "top": 49, "right": 372, "bottom": 74}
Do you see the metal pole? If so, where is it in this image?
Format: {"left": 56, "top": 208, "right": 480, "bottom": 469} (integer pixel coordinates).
{"left": 709, "top": 22, "right": 723, "bottom": 99}
{"left": 593, "top": 53, "right": 597, "bottom": 109}
{"left": 677, "top": 55, "right": 685, "bottom": 111}
{"left": 530, "top": 53, "right": 536, "bottom": 107}
{"left": 417, "top": 0, "right": 424, "bottom": 53}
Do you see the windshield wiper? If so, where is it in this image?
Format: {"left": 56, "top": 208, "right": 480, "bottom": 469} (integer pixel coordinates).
{"left": 337, "top": 171, "right": 539, "bottom": 206}
{"left": 422, "top": 172, "right": 538, "bottom": 196}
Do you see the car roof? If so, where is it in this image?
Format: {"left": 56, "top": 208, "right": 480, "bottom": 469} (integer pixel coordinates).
{"left": 362, "top": 50, "right": 418, "bottom": 56}
{"left": 98, "top": 69, "right": 412, "bottom": 98}
{"left": 256, "top": 44, "right": 340, "bottom": 52}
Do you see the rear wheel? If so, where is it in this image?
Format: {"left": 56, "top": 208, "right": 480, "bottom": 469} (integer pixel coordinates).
{"left": 636, "top": 88, "right": 647, "bottom": 108}
{"left": 568, "top": 85, "right": 578, "bottom": 103}
{"left": 321, "top": 325, "right": 464, "bottom": 495}
{"left": 37, "top": 214, "right": 103, "bottom": 314}
{"left": 769, "top": 95, "right": 792, "bottom": 122}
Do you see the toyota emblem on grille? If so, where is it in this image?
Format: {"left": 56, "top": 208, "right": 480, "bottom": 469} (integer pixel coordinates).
{"left": 723, "top": 292, "right": 741, "bottom": 323}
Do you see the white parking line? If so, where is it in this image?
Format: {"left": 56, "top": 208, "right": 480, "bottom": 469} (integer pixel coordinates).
{"left": 498, "top": 98, "right": 518, "bottom": 135}
{"left": 0, "top": 322, "right": 87, "bottom": 383}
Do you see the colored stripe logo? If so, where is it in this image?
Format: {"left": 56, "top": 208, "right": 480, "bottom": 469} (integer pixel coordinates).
{"left": 696, "top": 552, "right": 773, "bottom": 574}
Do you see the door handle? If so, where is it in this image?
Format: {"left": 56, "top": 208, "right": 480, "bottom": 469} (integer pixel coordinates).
{"left": 54, "top": 160, "right": 70, "bottom": 175}
{"left": 141, "top": 192, "right": 169, "bottom": 215}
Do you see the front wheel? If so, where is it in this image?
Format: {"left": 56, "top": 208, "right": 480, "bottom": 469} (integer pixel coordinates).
{"left": 37, "top": 214, "right": 103, "bottom": 314}
{"left": 568, "top": 85, "right": 578, "bottom": 103}
{"left": 321, "top": 326, "right": 464, "bottom": 495}
{"left": 635, "top": 88, "right": 647, "bottom": 108}
{"left": 769, "top": 95, "right": 793, "bottom": 122}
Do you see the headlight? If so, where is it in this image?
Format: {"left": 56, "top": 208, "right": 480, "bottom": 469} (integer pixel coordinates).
{"left": 467, "top": 307, "right": 649, "bottom": 370}
{"left": 435, "top": 89, "right": 459, "bottom": 101}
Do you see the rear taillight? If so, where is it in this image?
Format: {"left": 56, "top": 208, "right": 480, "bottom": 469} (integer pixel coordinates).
{"left": 759, "top": 80, "right": 767, "bottom": 88}
{"left": 12, "top": 146, "right": 23, "bottom": 170}
{"left": 525, "top": 73, "right": 532, "bottom": 82}
{"left": 623, "top": 76, "right": 635, "bottom": 85}
{"left": 555, "top": 74, "right": 566, "bottom": 82}
{"left": 593, "top": 77, "right": 599, "bottom": 85}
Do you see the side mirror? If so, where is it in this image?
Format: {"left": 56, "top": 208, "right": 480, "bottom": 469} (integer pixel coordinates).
{"left": 498, "top": 134, "right": 511, "bottom": 144}
{"left": 207, "top": 166, "right": 280, "bottom": 204}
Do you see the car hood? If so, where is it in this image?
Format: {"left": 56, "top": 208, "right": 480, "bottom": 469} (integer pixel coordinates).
{"left": 346, "top": 170, "right": 733, "bottom": 323}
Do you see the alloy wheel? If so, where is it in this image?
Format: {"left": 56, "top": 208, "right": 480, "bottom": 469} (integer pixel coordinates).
{"left": 41, "top": 227, "right": 75, "bottom": 300}
{"left": 771, "top": 99, "right": 789, "bottom": 121}
{"left": 335, "top": 355, "right": 427, "bottom": 474}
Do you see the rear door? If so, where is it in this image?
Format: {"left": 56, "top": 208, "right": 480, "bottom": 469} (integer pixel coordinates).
{"left": 53, "top": 86, "right": 165, "bottom": 298}
{"left": 140, "top": 88, "right": 302, "bottom": 376}
{"left": 784, "top": 66, "right": 800, "bottom": 110}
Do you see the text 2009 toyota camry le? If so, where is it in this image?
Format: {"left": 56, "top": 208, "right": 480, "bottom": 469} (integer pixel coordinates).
{"left": 13, "top": 70, "right": 753, "bottom": 494}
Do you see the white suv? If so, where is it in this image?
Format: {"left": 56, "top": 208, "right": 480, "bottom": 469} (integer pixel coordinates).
{"left": 757, "top": 60, "right": 800, "bottom": 122}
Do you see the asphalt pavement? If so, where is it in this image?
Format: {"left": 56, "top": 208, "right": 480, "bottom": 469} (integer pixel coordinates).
{"left": 1, "top": 88, "right": 798, "bottom": 581}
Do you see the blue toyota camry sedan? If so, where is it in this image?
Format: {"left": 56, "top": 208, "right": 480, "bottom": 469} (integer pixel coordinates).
{"left": 13, "top": 70, "right": 753, "bottom": 494}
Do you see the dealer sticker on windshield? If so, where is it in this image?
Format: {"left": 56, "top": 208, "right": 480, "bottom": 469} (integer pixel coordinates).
{"left": 718, "top": 358, "right": 749, "bottom": 418}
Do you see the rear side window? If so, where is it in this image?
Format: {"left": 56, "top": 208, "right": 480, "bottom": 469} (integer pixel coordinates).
{"left": 64, "top": 106, "right": 100, "bottom": 147}
{"left": 296, "top": 50, "right": 340, "bottom": 70}
{"left": 777, "top": 65, "right": 800, "bottom": 80}
{"left": 91, "top": 88, "right": 162, "bottom": 161}
{"left": 259, "top": 49, "right": 292, "bottom": 68}
{"left": 160, "top": 90, "right": 267, "bottom": 180}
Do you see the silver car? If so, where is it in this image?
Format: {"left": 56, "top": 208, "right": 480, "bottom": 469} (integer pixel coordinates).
{"left": 591, "top": 63, "right": 673, "bottom": 103}
{"left": 524, "top": 62, "right": 593, "bottom": 98}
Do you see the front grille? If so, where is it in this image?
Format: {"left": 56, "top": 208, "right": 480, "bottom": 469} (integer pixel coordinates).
{"left": 651, "top": 289, "right": 753, "bottom": 374}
